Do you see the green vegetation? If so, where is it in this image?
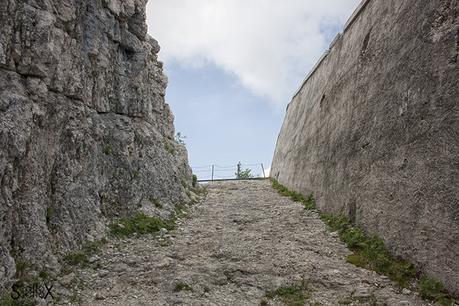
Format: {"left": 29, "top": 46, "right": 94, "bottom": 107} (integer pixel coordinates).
{"left": 320, "top": 213, "right": 416, "bottom": 288}
{"left": 110, "top": 202, "right": 190, "bottom": 238}
{"left": 109, "top": 213, "right": 175, "bottom": 237}
{"left": 191, "top": 185, "right": 207, "bottom": 198}
{"left": 103, "top": 146, "right": 112, "bottom": 155}
{"left": 149, "top": 197, "right": 163, "bottom": 209}
{"left": 174, "top": 281, "right": 193, "bottom": 292}
{"left": 192, "top": 175, "right": 198, "bottom": 188}
{"left": 14, "top": 259, "right": 32, "bottom": 280}
{"left": 132, "top": 168, "right": 140, "bottom": 179}
{"left": 235, "top": 162, "right": 254, "bottom": 179}
{"left": 418, "top": 276, "right": 455, "bottom": 306}
{"left": 0, "top": 258, "right": 56, "bottom": 306}
{"left": 163, "top": 140, "right": 176, "bottom": 155}
{"left": 0, "top": 292, "right": 35, "bottom": 306}
{"left": 175, "top": 132, "right": 186, "bottom": 145}
{"left": 270, "top": 178, "right": 457, "bottom": 305}
{"left": 264, "top": 283, "right": 310, "bottom": 306}
{"left": 46, "top": 206, "right": 55, "bottom": 224}
{"left": 63, "top": 239, "right": 107, "bottom": 267}
{"left": 271, "top": 179, "right": 316, "bottom": 210}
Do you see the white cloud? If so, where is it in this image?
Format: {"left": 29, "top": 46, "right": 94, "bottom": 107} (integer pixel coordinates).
{"left": 146, "top": 0, "right": 360, "bottom": 106}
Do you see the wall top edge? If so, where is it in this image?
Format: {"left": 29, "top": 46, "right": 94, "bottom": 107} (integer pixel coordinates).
{"left": 290, "top": 0, "right": 373, "bottom": 102}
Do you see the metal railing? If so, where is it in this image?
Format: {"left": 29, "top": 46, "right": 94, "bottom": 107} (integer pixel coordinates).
{"left": 192, "top": 163, "right": 268, "bottom": 182}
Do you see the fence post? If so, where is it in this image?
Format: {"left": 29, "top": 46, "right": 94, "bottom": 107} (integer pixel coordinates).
{"left": 211, "top": 165, "right": 214, "bottom": 181}
{"left": 261, "top": 163, "right": 266, "bottom": 178}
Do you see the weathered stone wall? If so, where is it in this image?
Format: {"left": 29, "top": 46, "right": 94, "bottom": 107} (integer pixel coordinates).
{"left": 0, "top": 0, "right": 192, "bottom": 289}
{"left": 272, "top": 0, "right": 458, "bottom": 295}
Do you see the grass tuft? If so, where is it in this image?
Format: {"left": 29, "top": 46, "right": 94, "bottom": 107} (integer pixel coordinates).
{"left": 109, "top": 202, "right": 191, "bottom": 238}
{"left": 174, "top": 281, "right": 193, "bottom": 292}
{"left": 271, "top": 179, "right": 316, "bottom": 210}
{"left": 103, "top": 146, "right": 112, "bottom": 156}
{"left": 149, "top": 198, "right": 163, "bottom": 209}
{"left": 418, "top": 276, "right": 455, "bottom": 306}
{"left": 109, "top": 212, "right": 175, "bottom": 237}
{"left": 163, "top": 140, "right": 176, "bottom": 155}
{"left": 265, "top": 283, "right": 310, "bottom": 306}
{"left": 63, "top": 239, "right": 107, "bottom": 267}
{"left": 0, "top": 292, "right": 35, "bottom": 306}
{"left": 320, "top": 212, "right": 417, "bottom": 288}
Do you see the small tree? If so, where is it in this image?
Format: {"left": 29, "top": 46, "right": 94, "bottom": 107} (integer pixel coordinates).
{"left": 235, "top": 162, "right": 253, "bottom": 179}
{"left": 175, "top": 132, "right": 186, "bottom": 145}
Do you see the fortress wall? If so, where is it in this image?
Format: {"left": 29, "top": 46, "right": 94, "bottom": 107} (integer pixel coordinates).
{"left": 272, "top": 0, "right": 458, "bottom": 294}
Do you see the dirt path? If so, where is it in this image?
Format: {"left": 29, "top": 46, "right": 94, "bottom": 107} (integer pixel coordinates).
{"left": 73, "top": 180, "right": 426, "bottom": 305}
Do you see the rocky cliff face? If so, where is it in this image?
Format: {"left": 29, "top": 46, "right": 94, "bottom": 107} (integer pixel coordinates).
{"left": 272, "top": 0, "right": 458, "bottom": 295}
{"left": 0, "top": 0, "right": 192, "bottom": 290}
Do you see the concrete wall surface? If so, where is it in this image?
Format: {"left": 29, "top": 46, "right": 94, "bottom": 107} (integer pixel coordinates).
{"left": 272, "top": 0, "right": 458, "bottom": 295}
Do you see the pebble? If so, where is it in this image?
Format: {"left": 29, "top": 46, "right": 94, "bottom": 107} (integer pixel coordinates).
{"left": 402, "top": 288, "right": 412, "bottom": 295}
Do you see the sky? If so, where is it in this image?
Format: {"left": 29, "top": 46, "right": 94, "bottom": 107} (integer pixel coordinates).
{"left": 146, "top": 0, "right": 361, "bottom": 180}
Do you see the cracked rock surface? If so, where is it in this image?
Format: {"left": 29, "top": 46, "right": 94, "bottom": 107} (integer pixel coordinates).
{"left": 0, "top": 0, "right": 192, "bottom": 290}
{"left": 75, "top": 181, "right": 426, "bottom": 305}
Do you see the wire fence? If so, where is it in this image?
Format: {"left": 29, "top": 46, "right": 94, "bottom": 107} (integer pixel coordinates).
{"left": 191, "top": 163, "right": 268, "bottom": 182}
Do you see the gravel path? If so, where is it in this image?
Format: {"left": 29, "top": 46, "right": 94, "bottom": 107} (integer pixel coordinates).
{"left": 75, "top": 180, "right": 426, "bottom": 305}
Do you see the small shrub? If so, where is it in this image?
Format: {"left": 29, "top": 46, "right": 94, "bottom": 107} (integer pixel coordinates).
{"left": 235, "top": 162, "right": 254, "bottom": 179}
{"left": 14, "top": 259, "right": 32, "bottom": 280}
{"left": 192, "top": 175, "right": 198, "bottom": 188}
{"left": 175, "top": 132, "right": 186, "bottom": 145}
{"left": 174, "top": 281, "right": 193, "bottom": 292}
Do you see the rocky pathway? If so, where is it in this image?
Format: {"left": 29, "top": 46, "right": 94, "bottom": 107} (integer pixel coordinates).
{"left": 74, "top": 180, "right": 426, "bottom": 305}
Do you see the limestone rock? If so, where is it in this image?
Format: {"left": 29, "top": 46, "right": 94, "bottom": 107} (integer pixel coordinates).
{"left": 0, "top": 0, "right": 192, "bottom": 290}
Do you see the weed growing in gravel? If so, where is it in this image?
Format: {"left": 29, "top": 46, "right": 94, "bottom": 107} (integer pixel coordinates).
{"left": 270, "top": 179, "right": 457, "bottom": 305}
{"left": 109, "top": 213, "right": 175, "bottom": 237}
{"left": 271, "top": 179, "right": 316, "bottom": 210}
{"left": 63, "top": 239, "right": 107, "bottom": 267}
{"left": 418, "top": 276, "right": 455, "bottom": 306}
{"left": 191, "top": 186, "right": 208, "bottom": 198}
{"left": 320, "top": 213, "right": 417, "bottom": 288}
{"left": 174, "top": 281, "right": 193, "bottom": 292}
{"left": 109, "top": 202, "right": 191, "bottom": 238}
{"left": 264, "top": 282, "right": 310, "bottom": 306}
{"left": 103, "top": 146, "right": 112, "bottom": 155}
{"left": 149, "top": 197, "right": 163, "bottom": 209}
